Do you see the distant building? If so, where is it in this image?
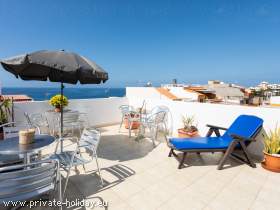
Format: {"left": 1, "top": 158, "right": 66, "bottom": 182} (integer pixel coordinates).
{"left": 205, "top": 81, "right": 245, "bottom": 102}
{"left": 258, "top": 81, "right": 269, "bottom": 90}
{"left": 208, "top": 80, "right": 224, "bottom": 85}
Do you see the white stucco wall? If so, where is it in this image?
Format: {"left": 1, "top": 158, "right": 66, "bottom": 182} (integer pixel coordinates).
{"left": 127, "top": 92, "right": 280, "bottom": 159}
{"left": 13, "top": 97, "right": 128, "bottom": 127}
{"left": 128, "top": 97, "right": 280, "bottom": 134}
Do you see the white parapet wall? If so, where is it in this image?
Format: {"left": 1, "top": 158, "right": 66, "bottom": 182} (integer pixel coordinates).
{"left": 128, "top": 97, "right": 280, "bottom": 134}
{"left": 126, "top": 87, "right": 280, "bottom": 133}
{"left": 13, "top": 97, "right": 128, "bottom": 127}
{"left": 127, "top": 88, "right": 280, "bottom": 159}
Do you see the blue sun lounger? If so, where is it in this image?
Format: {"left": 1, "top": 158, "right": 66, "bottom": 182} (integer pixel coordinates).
{"left": 167, "top": 115, "right": 264, "bottom": 170}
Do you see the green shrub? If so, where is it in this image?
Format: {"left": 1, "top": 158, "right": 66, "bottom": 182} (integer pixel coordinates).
{"left": 264, "top": 126, "right": 280, "bottom": 155}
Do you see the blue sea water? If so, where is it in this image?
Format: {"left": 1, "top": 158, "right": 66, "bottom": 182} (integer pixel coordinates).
{"left": 2, "top": 87, "right": 126, "bottom": 101}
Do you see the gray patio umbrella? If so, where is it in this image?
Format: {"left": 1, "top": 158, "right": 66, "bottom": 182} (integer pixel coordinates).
{"left": 0, "top": 50, "right": 108, "bottom": 152}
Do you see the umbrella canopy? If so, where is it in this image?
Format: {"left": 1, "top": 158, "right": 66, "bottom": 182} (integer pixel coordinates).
{"left": 0, "top": 50, "right": 109, "bottom": 152}
{"left": 0, "top": 50, "right": 108, "bottom": 84}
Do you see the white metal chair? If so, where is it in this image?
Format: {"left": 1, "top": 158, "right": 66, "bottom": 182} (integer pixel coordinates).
{"left": 140, "top": 109, "right": 168, "bottom": 146}
{"left": 118, "top": 105, "right": 135, "bottom": 132}
{"left": 59, "top": 111, "right": 85, "bottom": 137}
{"left": 0, "top": 159, "right": 62, "bottom": 210}
{"left": 24, "top": 112, "right": 50, "bottom": 134}
{"left": 126, "top": 111, "right": 141, "bottom": 138}
{"left": 50, "top": 128, "right": 104, "bottom": 196}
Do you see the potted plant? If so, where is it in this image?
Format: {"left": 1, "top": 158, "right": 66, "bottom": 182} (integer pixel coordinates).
{"left": 49, "top": 94, "right": 69, "bottom": 112}
{"left": 124, "top": 112, "right": 140, "bottom": 130}
{"left": 261, "top": 126, "right": 280, "bottom": 172}
{"left": 177, "top": 115, "right": 198, "bottom": 138}
{"left": 0, "top": 99, "right": 12, "bottom": 140}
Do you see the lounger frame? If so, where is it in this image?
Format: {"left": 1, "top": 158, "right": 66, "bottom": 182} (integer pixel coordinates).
{"left": 167, "top": 124, "right": 263, "bottom": 170}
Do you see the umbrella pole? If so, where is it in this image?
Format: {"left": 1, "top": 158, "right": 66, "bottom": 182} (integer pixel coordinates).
{"left": 60, "top": 82, "right": 64, "bottom": 153}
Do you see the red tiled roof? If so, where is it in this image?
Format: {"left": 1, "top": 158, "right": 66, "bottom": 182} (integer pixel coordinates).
{"left": 0, "top": 95, "right": 33, "bottom": 101}
{"left": 156, "top": 88, "right": 179, "bottom": 100}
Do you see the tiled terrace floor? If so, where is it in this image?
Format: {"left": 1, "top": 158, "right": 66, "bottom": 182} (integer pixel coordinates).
{"left": 24, "top": 125, "right": 280, "bottom": 210}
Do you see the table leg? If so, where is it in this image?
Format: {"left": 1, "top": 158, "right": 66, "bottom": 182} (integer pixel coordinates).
{"left": 23, "top": 153, "right": 31, "bottom": 169}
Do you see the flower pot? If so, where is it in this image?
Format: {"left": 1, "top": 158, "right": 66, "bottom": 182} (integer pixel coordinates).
{"left": 178, "top": 128, "right": 199, "bottom": 138}
{"left": 124, "top": 113, "right": 140, "bottom": 130}
{"left": 124, "top": 120, "right": 140, "bottom": 130}
{"left": 54, "top": 106, "right": 61, "bottom": 112}
{"left": 261, "top": 152, "right": 280, "bottom": 173}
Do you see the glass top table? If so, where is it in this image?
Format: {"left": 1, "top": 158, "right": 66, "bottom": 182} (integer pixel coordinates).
{"left": 0, "top": 134, "right": 55, "bottom": 164}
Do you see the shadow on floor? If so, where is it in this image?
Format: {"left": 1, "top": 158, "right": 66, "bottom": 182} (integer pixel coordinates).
{"left": 68, "top": 164, "right": 135, "bottom": 197}
{"left": 170, "top": 150, "right": 260, "bottom": 169}
{"left": 97, "top": 134, "right": 157, "bottom": 162}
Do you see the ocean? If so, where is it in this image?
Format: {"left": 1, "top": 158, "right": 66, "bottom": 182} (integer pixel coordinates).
{"left": 1, "top": 87, "right": 126, "bottom": 101}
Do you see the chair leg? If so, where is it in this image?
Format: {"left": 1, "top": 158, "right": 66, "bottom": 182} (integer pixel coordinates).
{"left": 95, "top": 155, "right": 104, "bottom": 186}
{"left": 128, "top": 120, "right": 132, "bottom": 138}
{"left": 155, "top": 126, "right": 159, "bottom": 140}
{"left": 119, "top": 117, "right": 124, "bottom": 132}
{"left": 151, "top": 127, "right": 157, "bottom": 147}
{"left": 54, "top": 139, "right": 60, "bottom": 154}
{"left": 239, "top": 141, "right": 256, "bottom": 168}
{"left": 63, "top": 168, "right": 71, "bottom": 197}
{"left": 168, "top": 149, "right": 173, "bottom": 157}
{"left": 58, "top": 167, "right": 62, "bottom": 210}
{"left": 178, "top": 152, "right": 187, "bottom": 169}
{"left": 217, "top": 141, "right": 238, "bottom": 170}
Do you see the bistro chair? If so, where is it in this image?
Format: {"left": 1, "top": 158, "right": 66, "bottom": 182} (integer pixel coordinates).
{"left": 24, "top": 112, "right": 50, "bottom": 134}
{"left": 118, "top": 105, "right": 135, "bottom": 132}
{"left": 50, "top": 128, "right": 104, "bottom": 196}
{"left": 0, "top": 159, "right": 62, "bottom": 210}
{"left": 58, "top": 111, "right": 85, "bottom": 138}
{"left": 140, "top": 109, "right": 168, "bottom": 146}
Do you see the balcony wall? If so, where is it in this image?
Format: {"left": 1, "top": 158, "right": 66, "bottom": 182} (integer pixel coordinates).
{"left": 13, "top": 97, "right": 128, "bottom": 127}
{"left": 127, "top": 87, "right": 280, "bottom": 159}
{"left": 126, "top": 88, "right": 280, "bottom": 133}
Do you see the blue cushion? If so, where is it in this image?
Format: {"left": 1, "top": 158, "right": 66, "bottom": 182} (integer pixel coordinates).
{"left": 169, "top": 115, "right": 263, "bottom": 150}
{"left": 223, "top": 115, "right": 263, "bottom": 140}
{"left": 170, "top": 137, "right": 233, "bottom": 150}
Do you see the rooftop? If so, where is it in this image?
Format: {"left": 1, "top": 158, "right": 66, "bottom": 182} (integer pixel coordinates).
{"left": 2, "top": 94, "right": 280, "bottom": 210}
{"left": 26, "top": 124, "right": 280, "bottom": 210}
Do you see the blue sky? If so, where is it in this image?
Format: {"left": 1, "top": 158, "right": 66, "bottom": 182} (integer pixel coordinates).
{"left": 0, "top": 0, "right": 280, "bottom": 87}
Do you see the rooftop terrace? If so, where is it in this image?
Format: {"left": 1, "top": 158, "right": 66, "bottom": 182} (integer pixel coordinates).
{"left": 3, "top": 91, "right": 280, "bottom": 210}
{"left": 18, "top": 124, "right": 280, "bottom": 210}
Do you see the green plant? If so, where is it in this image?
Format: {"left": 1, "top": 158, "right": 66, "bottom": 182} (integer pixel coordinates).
{"left": 182, "top": 115, "right": 197, "bottom": 132}
{"left": 264, "top": 126, "right": 280, "bottom": 155}
{"left": 49, "top": 94, "right": 69, "bottom": 108}
{"left": 0, "top": 99, "right": 12, "bottom": 125}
